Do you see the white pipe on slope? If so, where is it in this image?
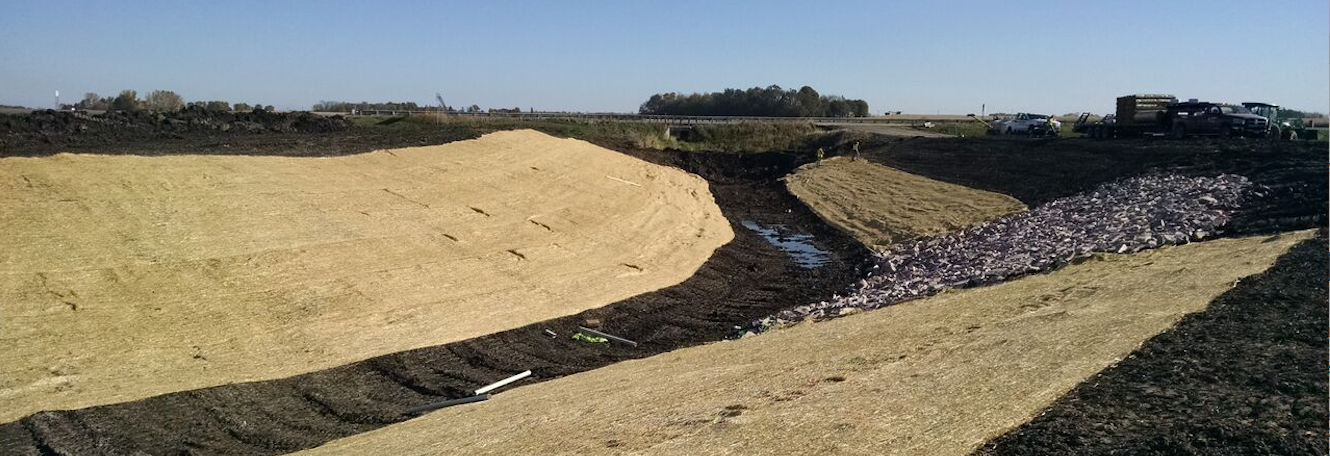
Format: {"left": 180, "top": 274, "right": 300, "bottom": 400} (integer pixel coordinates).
{"left": 475, "top": 370, "right": 533, "bottom": 395}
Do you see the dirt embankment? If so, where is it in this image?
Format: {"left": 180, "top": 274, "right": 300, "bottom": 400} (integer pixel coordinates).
{"left": 856, "top": 137, "right": 1326, "bottom": 235}
{"left": 0, "top": 147, "right": 870, "bottom": 456}
{"left": 0, "top": 108, "right": 351, "bottom": 150}
{"left": 0, "top": 129, "right": 1323, "bottom": 455}
{"left": 0, "top": 130, "right": 731, "bottom": 421}
{"left": 784, "top": 157, "right": 1025, "bottom": 248}
{"left": 976, "top": 234, "right": 1328, "bottom": 456}
{"left": 296, "top": 232, "right": 1312, "bottom": 456}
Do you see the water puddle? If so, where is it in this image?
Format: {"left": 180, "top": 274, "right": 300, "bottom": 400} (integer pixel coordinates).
{"left": 741, "top": 220, "right": 831, "bottom": 269}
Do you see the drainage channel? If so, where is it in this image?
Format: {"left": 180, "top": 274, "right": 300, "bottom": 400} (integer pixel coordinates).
{"left": 740, "top": 219, "right": 832, "bottom": 269}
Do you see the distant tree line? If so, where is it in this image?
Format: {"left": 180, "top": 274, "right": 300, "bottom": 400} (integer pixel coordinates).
{"left": 68, "top": 90, "right": 273, "bottom": 113}
{"left": 312, "top": 100, "right": 525, "bottom": 114}
{"left": 1278, "top": 108, "right": 1325, "bottom": 119}
{"left": 312, "top": 101, "right": 430, "bottom": 112}
{"left": 639, "top": 85, "right": 870, "bottom": 117}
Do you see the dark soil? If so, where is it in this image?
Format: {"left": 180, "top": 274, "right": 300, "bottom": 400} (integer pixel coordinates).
{"left": 0, "top": 108, "right": 354, "bottom": 151}
{"left": 975, "top": 234, "right": 1329, "bottom": 456}
{"left": 0, "top": 125, "right": 1323, "bottom": 455}
{"left": 857, "top": 136, "right": 1327, "bottom": 235}
{"left": 0, "top": 146, "right": 871, "bottom": 455}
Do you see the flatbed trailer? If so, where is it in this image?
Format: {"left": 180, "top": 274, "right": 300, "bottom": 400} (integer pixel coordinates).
{"left": 1075, "top": 94, "right": 1270, "bottom": 139}
{"left": 1074, "top": 94, "right": 1176, "bottom": 139}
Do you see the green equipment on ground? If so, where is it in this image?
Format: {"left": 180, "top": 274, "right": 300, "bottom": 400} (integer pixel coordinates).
{"left": 571, "top": 332, "right": 608, "bottom": 343}
{"left": 1241, "top": 102, "right": 1323, "bottom": 140}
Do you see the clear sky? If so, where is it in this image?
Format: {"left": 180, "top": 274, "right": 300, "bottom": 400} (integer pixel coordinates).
{"left": 2, "top": 1, "right": 1326, "bottom": 114}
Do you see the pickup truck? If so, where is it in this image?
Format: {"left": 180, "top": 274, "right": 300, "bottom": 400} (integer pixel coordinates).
{"left": 1168, "top": 102, "right": 1268, "bottom": 138}
{"left": 990, "top": 113, "right": 1060, "bottom": 136}
{"left": 1075, "top": 95, "right": 1271, "bottom": 139}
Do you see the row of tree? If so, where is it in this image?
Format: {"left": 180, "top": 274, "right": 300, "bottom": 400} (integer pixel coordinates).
{"left": 311, "top": 100, "right": 426, "bottom": 112}
{"left": 69, "top": 90, "right": 274, "bottom": 113}
{"left": 311, "top": 100, "right": 526, "bottom": 114}
{"left": 639, "top": 85, "right": 870, "bottom": 117}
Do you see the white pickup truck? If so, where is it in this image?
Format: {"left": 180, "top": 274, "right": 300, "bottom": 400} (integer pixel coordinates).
{"left": 990, "top": 113, "right": 1061, "bottom": 136}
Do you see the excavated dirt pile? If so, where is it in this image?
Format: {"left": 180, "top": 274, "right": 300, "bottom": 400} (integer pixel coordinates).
{"left": 756, "top": 173, "right": 1251, "bottom": 327}
{"left": 0, "top": 145, "right": 867, "bottom": 456}
{"left": 0, "top": 107, "right": 349, "bottom": 149}
{"left": 0, "top": 130, "right": 731, "bottom": 422}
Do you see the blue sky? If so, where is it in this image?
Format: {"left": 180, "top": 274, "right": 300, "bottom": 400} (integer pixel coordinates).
{"left": 2, "top": 1, "right": 1326, "bottom": 114}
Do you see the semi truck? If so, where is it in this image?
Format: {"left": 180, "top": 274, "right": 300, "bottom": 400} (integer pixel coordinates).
{"left": 1074, "top": 94, "right": 1269, "bottom": 139}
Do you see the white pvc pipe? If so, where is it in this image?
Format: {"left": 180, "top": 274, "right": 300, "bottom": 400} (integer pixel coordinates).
{"left": 474, "top": 370, "right": 532, "bottom": 395}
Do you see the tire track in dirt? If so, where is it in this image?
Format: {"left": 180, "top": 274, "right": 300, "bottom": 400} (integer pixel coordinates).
{"left": 0, "top": 153, "right": 871, "bottom": 456}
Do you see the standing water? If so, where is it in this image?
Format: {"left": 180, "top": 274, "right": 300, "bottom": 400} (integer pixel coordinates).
{"left": 740, "top": 220, "right": 831, "bottom": 269}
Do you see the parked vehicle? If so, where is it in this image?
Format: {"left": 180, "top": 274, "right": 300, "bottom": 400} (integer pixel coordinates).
{"left": 989, "top": 113, "right": 1060, "bottom": 136}
{"left": 1074, "top": 94, "right": 1269, "bottom": 139}
{"left": 1241, "top": 102, "right": 1321, "bottom": 140}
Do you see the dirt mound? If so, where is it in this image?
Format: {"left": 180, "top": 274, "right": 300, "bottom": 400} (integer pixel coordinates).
{"left": 0, "top": 152, "right": 868, "bottom": 456}
{"left": 858, "top": 137, "right": 1326, "bottom": 235}
{"left": 976, "top": 234, "right": 1328, "bottom": 456}
{"left": 295, "top": 232, "right": 1311, "bottom": 456}
{"left": 0, "top": 130, "right": 730, "bottom": 421}
{"left": 0, "top": 107, "right": 350, "bottom": 149}
{"left": 785, "top": 157, "right": 1025, "bottom": 248}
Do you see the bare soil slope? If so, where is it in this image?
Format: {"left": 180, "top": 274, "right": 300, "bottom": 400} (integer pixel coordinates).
{"left": 0, "top": 129, "right": 731, "bottom": 421}
{"left": 300, "top": 231, "right": 1311, "bottom": 456}
{"left": 977, "top": 234, "right": 1328, "bottom": 455}
{"left": 785, "top": 157, "right": 1025, "bottom": 248}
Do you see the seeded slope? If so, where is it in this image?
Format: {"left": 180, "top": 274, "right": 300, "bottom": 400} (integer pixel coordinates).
{"left": 300, "top": 231, "right": 1310, "bottom": 456}
{"left": 785, "top": 157, "right": 1025, "bottom": 248}
{"left": 0, "top": 129, "right": 731, "bottom": 421}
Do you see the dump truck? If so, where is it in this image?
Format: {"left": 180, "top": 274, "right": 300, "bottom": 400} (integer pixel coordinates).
{"left": 1074, "top": 94, "right": 1270, "bottom": 139}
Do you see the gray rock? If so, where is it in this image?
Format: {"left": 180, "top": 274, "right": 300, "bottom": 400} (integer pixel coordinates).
{"left": 752, "top": 174, "right": 1253, "bottom": 328}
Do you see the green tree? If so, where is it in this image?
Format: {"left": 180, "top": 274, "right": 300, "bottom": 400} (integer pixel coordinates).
{"left": 77, "top": 92, "right": 101, "bottom": 110}
{"left": 827, "top": 98, "right": 850, "bottom": 117}
{"left": 110, "top": 90, "right": 140, "bottom": 111}
{"left": 796, "top": 86, "right": 823, "bottom": 117}
{"left": 234, "top": 102, "right": 252, "bottom": 111}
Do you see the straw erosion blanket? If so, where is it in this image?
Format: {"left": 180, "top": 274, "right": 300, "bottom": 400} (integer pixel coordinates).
{"left": 297, "top": 231, "right": 1311, "bottom": 456}
{"left": 0, "top": 130, "right": 731, "bottom": 421}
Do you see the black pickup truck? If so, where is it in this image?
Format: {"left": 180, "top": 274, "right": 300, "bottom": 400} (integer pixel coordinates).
{"left": 1075, "top": 95, "right": 1270, "bottom": 139}
{"left": 1166, "top": 101, "right": 1269, "bottom": 138}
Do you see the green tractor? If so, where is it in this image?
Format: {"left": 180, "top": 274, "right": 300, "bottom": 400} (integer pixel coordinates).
{"left": 1241, "top": 102, "right": 1321, "bottom": 140}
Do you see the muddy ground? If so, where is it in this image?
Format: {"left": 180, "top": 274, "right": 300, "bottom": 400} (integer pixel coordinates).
{"left": 0, "top": 125, "right": 1324, "bottom": 455}
{"left": 976, "top": 235, "right": 1328, "bottom": 456}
